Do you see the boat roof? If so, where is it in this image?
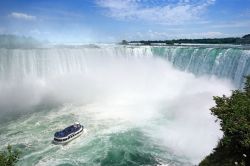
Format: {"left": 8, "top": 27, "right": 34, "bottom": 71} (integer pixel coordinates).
{"left": 54, "top": 124, "right": 82, "bottom": 138}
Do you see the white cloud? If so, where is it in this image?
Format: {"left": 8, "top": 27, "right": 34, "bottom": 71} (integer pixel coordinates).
{"left": 211, "top": 20, "right": 250, "bottom": 28}
{"left": 10, "top": 12, "right": 36, "bottom": 21}
{"left": 96, "top": 0, "right": 216, "bottom": 24}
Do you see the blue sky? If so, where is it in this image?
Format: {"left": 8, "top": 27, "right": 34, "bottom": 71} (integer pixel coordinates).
{"left": 0, "top": 0, "right": 250, "bottom": 43}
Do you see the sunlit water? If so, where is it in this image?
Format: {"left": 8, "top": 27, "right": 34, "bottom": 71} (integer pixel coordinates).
{"left": 0, "top": 45, "right": 246, "bottom": 165}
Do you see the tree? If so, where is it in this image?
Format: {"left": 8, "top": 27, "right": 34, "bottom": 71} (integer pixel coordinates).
{"left": 199, "top": 76, "right": 250, "bottom": 166}
{"left": 121, "top": 40, "right": 128, "bottom": 45}
{"left": 0, "top": 145, "right": 20, "bottom": 166}
{"left": 242, "top": 34, "right": 250, "bottom": 39}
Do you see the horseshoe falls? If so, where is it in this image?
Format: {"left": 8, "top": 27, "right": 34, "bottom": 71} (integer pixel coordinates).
{"left": 0, "top": 45, "right": 249, "bottom": 166}
{"left": 151, "top": 46, "right": 250, "bottom": 88}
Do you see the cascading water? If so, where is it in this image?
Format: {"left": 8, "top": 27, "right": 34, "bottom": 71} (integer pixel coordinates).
{"left": 0, "top": 45, "right": 248, "bottom": 165}
{"left": 151, "top": 46, "right": 250, "bottom": 88}
{"left": 1, "top": 46, "right": 249, "bottom": 88}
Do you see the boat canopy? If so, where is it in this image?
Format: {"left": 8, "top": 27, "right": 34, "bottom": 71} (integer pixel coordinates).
{"left": 54, "top": 124, "right": 82, "bottom": 138}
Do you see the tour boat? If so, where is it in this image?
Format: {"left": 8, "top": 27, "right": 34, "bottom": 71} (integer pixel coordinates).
{"left": 53, "top": 122, "right": 84, "bottom": 144}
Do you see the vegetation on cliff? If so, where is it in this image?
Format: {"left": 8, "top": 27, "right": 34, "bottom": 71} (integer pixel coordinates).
{"left": 125, "top": 34, "right": 250, "bottom": 45}
{"left": 199, "top": 76, "right": 250, "bottom": 166}
{"left": 0, "top": 145, "right": 20, "bottom": 166}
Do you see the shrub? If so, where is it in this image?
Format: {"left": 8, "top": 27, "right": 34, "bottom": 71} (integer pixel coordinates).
{"left": 0, "top": 145, "right": 20, "bottom": 166}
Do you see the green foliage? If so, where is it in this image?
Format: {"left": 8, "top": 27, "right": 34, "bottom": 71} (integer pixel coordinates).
{"left": 199, "top": 76, "right": 250, "bottom": 166}
{"left": 165, "top": 40, "right": 174, "bottom": 45}
{"left": 242, "top": 34, "right": 250, "bottom": 39}
{"left": 129, "top": 34, "right": 250, "bottom": 45}
{"left": 243, "top": 76, "right": 250, "bottom": 96}
{"left": 0, "top": 145, "right": 20, "bottom": 166}
{"left": 121, "top": 40, "right": 128, "bottom": 45}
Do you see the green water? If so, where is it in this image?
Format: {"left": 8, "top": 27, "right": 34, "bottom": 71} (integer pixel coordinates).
{"left": 0, "top": 104, "right": 191, "bottom": 166}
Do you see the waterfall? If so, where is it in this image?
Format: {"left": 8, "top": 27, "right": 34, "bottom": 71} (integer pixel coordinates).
{"left": 0, "top": 44, "right": 239, "bottom": 165}
{"left": 0, "top": 45, "right": 249, "bottom": 88}
{"left": 0, "top": 46, "right": 152, "bottom": 80}
{"left": 152, "top": 46, "right": 250, "bottom": 88}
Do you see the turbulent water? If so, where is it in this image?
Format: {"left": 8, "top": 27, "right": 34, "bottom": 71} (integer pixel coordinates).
{"left": 151, "top": 46, "right": 250, "bottom": 88}
{"left": 0, "top": 45, "right": 249, "bottom": 166}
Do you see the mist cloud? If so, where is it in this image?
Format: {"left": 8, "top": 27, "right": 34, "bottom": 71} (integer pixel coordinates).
{"left": 0, "top": 46, "right": 232, "bottom": 164}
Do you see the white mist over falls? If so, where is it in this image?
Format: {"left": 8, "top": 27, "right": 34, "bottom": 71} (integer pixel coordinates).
{"left": 0, "top": 45, "right": 249, "bottom": 165}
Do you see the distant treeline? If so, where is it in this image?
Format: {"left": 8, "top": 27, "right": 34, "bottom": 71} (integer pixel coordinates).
{"left": 124, "top": 34, "right": 250, "bottom": 45}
